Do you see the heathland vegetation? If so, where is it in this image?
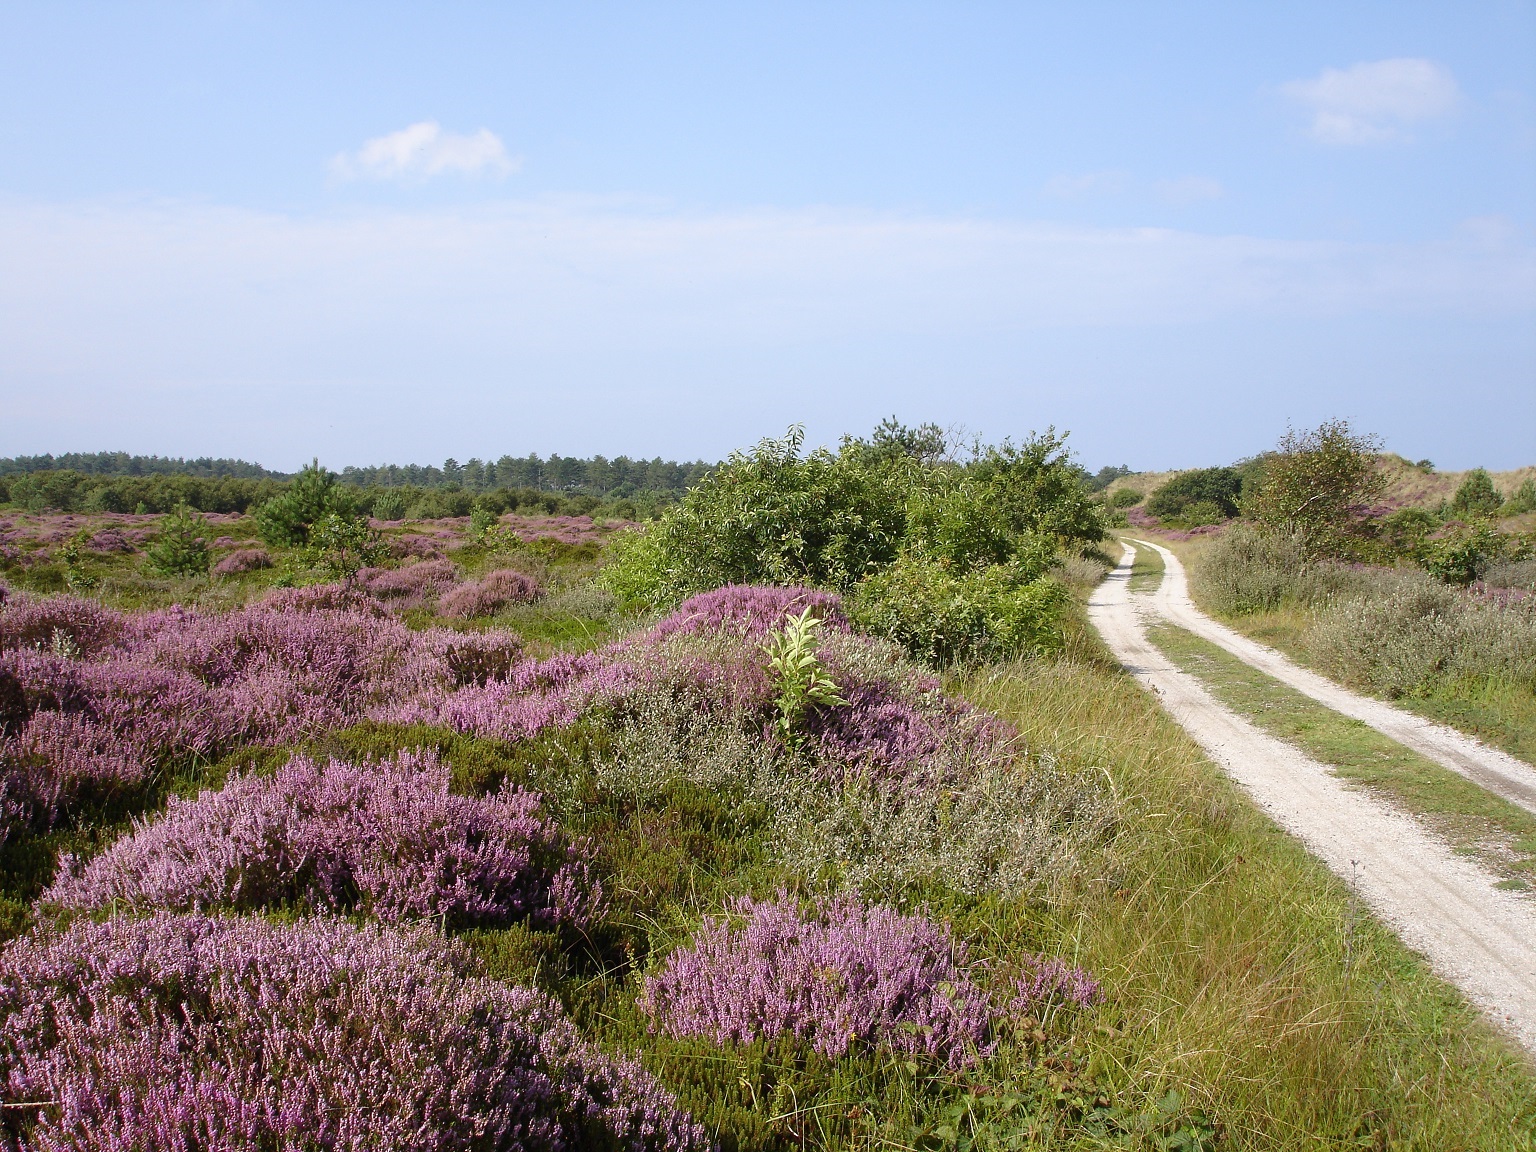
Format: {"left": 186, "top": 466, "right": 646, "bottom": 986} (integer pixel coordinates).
{"left": 0, "top": 421, "right": 1533, "bottom": 1149}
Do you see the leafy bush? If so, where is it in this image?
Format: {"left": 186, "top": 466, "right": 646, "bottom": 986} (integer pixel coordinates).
{"left": 306, "top": 510, "right": 388, "bottom": 583}
{"left": 966, "top": 431, "right": 1107, "bottom": 548}
{"left": 1421, "top": 520, "right": 1530, "bottom": 586}
{"left": 1451, "top": 468, "right": 1503, "bottom": 517}
{"left": 253, "top": 459, "right": 351, "bottom": 547}
{"left": 1246, "top": 420, "right": 1385, "bottom": 558}
{"left": 600, "top": 427, "right": 909, "bottom": 606}
{"left": 1110, "top": 487, "right": 1142, "bottom": 508}
{"left": 144, "top": 503, "right": 210, "bottom": 577}
{"left": 1308, "top": 570, "right": 1536, "bottom": 697}
{"left": 762, "top": 607, "right": 846, "bottom": 746}
{"left": 1189, "top": 526, "right": 1370, "bottom": 617}
{"left": 1145, "top": 468, "right": 1241, "bottom": 522}
{"left": 1380, "top": 507, "right": 1440, "bottom": 558}
{"left": 369, "top": 487, "right": 408, "bottom": 521}
{"left": 849, "top": 556, "right": 1067, "bottom": 665}
{"left": 0, "top": 914, "right": 708, "bottom": 1151}
{"left": 1505, "top": 478, "right": 1536, "bottom": 516}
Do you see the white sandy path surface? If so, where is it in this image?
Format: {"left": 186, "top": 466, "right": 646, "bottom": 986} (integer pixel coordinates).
{"left": 1090, "top": 544, "right": 1536, "bottom": 1055}
{"left": 1131, "top": 537, "right": 1536, "bottom": 816}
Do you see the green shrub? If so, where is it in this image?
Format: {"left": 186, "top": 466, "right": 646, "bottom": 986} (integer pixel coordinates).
{"left": 1110, "top": 487, "right": 1142, "bottom": 508}
{"left": 145, "top": 503, "right": 211, "bottom": 577}
{"left": 306, "top": 512, "right": 388, "bottom": 584}
{"left": 967, "top": 431, "right": 1107, "bottom": 548}
{"left": 1450, "top": 469, "right": 1503, "bottom": 518}
{"left": 253, "top": 460, "right": 351, "bottom": 547}
{"left": 370, "top": 489, "right": 408, "bottom": 521}
{"left": 1380, "top": 507, "right": 1440, "bottom": 559}
{"left": 849, "top": 556, "right": 1067, "bottom": 666}
{"left": 1247, "top": 420, "right": 1386, "bottom": 559}
{"left": 599, "top": 427, "right": 909, "bottom": 607}
{"left": 1502, "top": 477, "right": 1536, "bottom": 516}
{"left": 1190, "top": 525, "right": 1370, "bottom": 617}
{"left": 1421, "top": 520, "right": 1529, "bottom": 587}
{"left": 1146, "top": 468, "right": 1241, "bottom": 521}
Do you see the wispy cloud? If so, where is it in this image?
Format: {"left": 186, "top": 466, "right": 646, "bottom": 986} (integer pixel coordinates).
{"left": 1156, "top": 176, "right": 1224, "bottom": 205}
{"left": 1041, "top": 171, "right": 1127, "bottom": 199}
{"left": 330, "top": 121, "right": 519, "bottom": 182}
{"left": 1283, "top": 58, "right": 1460, "bottom": 145}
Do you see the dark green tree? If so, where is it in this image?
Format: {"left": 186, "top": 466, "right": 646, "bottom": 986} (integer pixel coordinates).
{"left": 254, "top": 460, "right": 349, "bottom": 547}
{"left": 1450, "top": 469, "right": 1503, "bottom": 518}
{"left": 146, "top": 504, "right": 211, "bottom": 577}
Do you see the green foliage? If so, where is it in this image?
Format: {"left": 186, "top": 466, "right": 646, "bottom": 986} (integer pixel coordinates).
{"left": 1422, "top": 520, "right": 1530, "bottom": 586}
{"left": 1506, "top": 478, "right": 1536, "bottom": 517}
{"left": 369, "top": 488, "right": 408, "bottom": 521}
{"left": 1451, "top": 469, "right": 1504, "bottom": 518}
{"left": 1146, "top": 468, "right": 1241, "bottom": 522}
{"left": 469, "top": 498, "right": 502, "bottom": 539}
{"left": 599, "top": 426, "right": 910, "bottom": 606}
{"left": 762, "top": 608, "right": 847, "bottom": 747}
{"left": 850, "top": 557, "right": 1068, "bottom": 666}
{"left": 1247, "top": 420, "right": 1386, "bottom": 559}
{"left": 1085, "top": 464, "right": 1135, "bottom": 492}
{"left": 305, "top": 512, "right": 388, "bottom": 584}
{"left": 839, "top": 415, "right": 950, "bottom": 466}
{"left": 145, "top": 503, "right": 211, "bottom": 577}
{"left": 1381, "top": 506, "right": 1441, "bottom": 559}
{"left": 902, "top": 478, "right": 1016, "bottom": 571}
{"left": 1110, "top": 487, "right": 1143, "bottom": 508}
{"left": 253, "top": 459, "right": 350, "bottom": 547}
{"left": 967, "top": 430, "right": 1107, "bottom": 548}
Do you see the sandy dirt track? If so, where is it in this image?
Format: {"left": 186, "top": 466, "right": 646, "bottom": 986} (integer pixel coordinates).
{"left": 1131, "top": 537, "right": 1536, "bottom": 815}
{"left": 1090, "top": 544, "right": 1536, "bottom": 1055}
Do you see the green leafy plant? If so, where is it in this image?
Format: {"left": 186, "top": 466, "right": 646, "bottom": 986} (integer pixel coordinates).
{"left": 1505, "top": 478, "right": 1536, "bottom": 516}
{"left": 306, "top": 512, "right": 388, "bottom": 585}
{"left": 1110, "top": 487, "right": 1142, "bottom": 508}
{"left": 1247, "top": 420, "right": 1386, "bottom": 559}
{"left": 1421, "top": 520, "right": 1529, "bottom": 586}
{"left": 254, "top": 460, "right": 350, "bottom": 547}
{"left": 1146, "top": 468, "right": 1241, "bottom": 522}
{"left": 370, "top": 489, "right": 408, "bottom": 521}
{"left": 145, "top": 503, "right": 211, "bottom": 577}
{"left": 469, "top": 499, "right": 502, "bottom": 539}
{"left": 762, "top": 607, "right": 846, "bottom": 747}
{"left": 58, "top": 530, "right": 99, "bottom": 591}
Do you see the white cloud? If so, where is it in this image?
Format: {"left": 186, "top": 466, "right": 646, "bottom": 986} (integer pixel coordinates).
{"left": 331, "top": 121, "right": 519, "bottom": 181}
{"left": 1156, "top": 176, "right": 1225, "bottom": 205}
{"left": 1283, "top": 58, "right": 1460, "bottom": 145}
{"left": 1042, "top": 171, "right": 1126, "bottom": 199}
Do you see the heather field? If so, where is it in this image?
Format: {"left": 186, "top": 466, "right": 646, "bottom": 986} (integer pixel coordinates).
{"left": 2, "top": 430, "right": 1534, "bottom": 1150}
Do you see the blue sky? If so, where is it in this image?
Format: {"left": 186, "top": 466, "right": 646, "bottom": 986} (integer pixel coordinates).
{"left": 1, "top": 2, "right": 1533, "bottom": 471}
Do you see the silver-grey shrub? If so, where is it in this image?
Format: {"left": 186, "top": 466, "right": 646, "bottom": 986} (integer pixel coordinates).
{"left": 1308, "top": 570, "right": 1536, "bottom": 697}
{"left": 1192, "top": 525, "right": 1373, "bottom": 616}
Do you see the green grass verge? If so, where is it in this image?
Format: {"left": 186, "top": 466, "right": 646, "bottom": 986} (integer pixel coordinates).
{"left": 1145, "top": 619, "right": 1536, "bottom": 888}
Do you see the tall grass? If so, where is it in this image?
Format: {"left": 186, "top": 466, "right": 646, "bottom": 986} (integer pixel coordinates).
{"left": 962, "top": 652, "right": 1536, "bottom": 1148}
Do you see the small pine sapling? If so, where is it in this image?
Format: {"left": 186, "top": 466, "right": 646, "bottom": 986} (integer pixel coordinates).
{"left": 145, "top": 503, "right": 211, "bottom": 577}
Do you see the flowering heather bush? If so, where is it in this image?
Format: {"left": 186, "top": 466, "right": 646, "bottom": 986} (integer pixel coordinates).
{"left": 439, "top": 568, "right": 543, "bottom": 619}
{"left": 361, "top": 557, "right": 460, "bottom": 608}
{"left": 0, "top": 593, "right": 471, "bottom": 838}
{"left": 0, "top": 914, "right": 710, "bottom": 1152}
{"left": 641, "top": 894, "right": 994, "bottom": 1068}
{"left": 84, "top": 527, "right": 135, "bottom": 554}
{"left": 210, "top": 546, "right": 271, "bottom": 575}
{"left": 390, "top": 532, "right": 447, "bottom": 559}
{"left": 422, "top": 626, "right": 525, "bottom": 686}
{"left": 1010, "top": 954, "right": 1104, "bottom": 1017}
{"left": 0, "top": 592, "right": 126, "bottom": 657}
{"left": 650, "top": 585, "right": 849, "bottom": 642}
{"left": 46, "top": 750, "right": 602, "bottom": 930}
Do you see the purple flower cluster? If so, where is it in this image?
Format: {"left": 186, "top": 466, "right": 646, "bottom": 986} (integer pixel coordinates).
{"left": 0, "top": 591, "right": 515, "bottom": 839}
{"left": 210, "top": 547, "right": 271, "bottom": 575}
{"left": 0, "top": 914, "right": 710, "bottom": 1152}
{"left": 439, "top": 568, "right": 544, "bottom": 619}
{"left": 46, "top": 750, "right": 602, "bottom": 930}
{"left": 650, "top": 585, "right": 849, "bottom": 642}
{"left": 640, "top": 894, "right": 995, "bottom": 1068}
{"left": 1009, "top": 954, "right": 1104, "bottom": 1017}
{"left": 360, "top": 557, "right": 460, "bottom": 608}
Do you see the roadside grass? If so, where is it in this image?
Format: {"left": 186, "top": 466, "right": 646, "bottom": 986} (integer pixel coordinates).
{"left": 1125, "top": 536, "right": 1164, "bottom": 594}
{"left": 1145, "top": 620, "right": 1536, "bottom": 888}
{"left": 962, "top": 638, "right": 1536, "bottom": 1148}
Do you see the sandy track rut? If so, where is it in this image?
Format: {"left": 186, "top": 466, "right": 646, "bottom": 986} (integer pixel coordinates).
{"left": 1090, "top": 544, "right": 1536, "bottom": 1055}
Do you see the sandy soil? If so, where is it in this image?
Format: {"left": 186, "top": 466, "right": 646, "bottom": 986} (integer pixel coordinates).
{"left": 1130, "top": 537, "right": 1536, "bottom": 815}
{"left": 1090, "top": 544, "right": 1536, "bottom": 1055}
